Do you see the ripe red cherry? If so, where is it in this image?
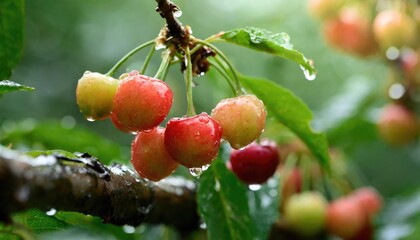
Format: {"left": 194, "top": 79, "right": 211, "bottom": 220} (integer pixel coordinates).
{"left": 377, "top": 103, "right": 419, "bottom": 145}
{"left": 352, "top": 187, "right": 383, "bottom": 219}
{"left": 164, "top": 113, "right": 222, "bottom": 168}
{"left": 373, "top": 10, "right": 417, "bottom": 49}
{"left": 131, "top": 127, "right": 179, "bottom": 182}
{"left": 211, "top": 95, "right": 266, "bottom": 149}
{"left": 284, "top": 191, "right": 328, "bottom": 236}
{"left": 323, "top": 6, "right": 377, "bottom": 57}
{"left": 229, "top": 140, "right": 280, "bottom": 184}
{"left": 76, "top": 71, "right": 119, "bottom": 120}
{"left": 327, "top": 196, "right": 365, "bottom": 239}
{"left": 111, "top": 70, "right": 173, "bottom": 133}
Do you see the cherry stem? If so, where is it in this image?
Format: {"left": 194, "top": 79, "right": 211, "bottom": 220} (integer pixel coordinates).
{"left": 154, "top": 49, "right": 174, "bottom": 80}
{"left": 106, "top": 40, "right": 155, "bottom": 77}
{"left": 140, "top": 45, "right": 156, "bottom": 75}
{"left": 194, "top": 38, "right": 244, "bottom": 96}
{"left": 207, "top": 58, "right": 236, "bottom": 95}
{"left": 185, "top": 45, "right": 196, "bottom": 117}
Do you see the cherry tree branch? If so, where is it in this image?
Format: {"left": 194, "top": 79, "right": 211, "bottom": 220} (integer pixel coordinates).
{"left": 155, "top": 0, "right": 186, "bottom": 42}
{"left": 0, "top": 147, "right": 199, "bottom": 232}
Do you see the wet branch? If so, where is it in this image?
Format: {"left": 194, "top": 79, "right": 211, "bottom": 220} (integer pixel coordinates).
{"left": 155, "top": 0, "right": 186, "bottom": 41}
{"left": 0, "top": 147, "right": 199, "bottom": 232}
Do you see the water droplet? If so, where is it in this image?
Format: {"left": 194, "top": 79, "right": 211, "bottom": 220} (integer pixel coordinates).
{"left": 119, "top": 73, "right": 130, "bottom": 80}
{"left": 46, "top": 208, "right": 57, "bottom": 216}
{"left": 198, "top": 116, "right": 209, "bottom": 124}
{"left": 83, "top": 71, "right": 92, "bottom": 76}
{"left": 201, "top": 164, "right": 210, "bottom": 171}
{"left": 300, "top": 65, "right": 316, "bottom": 81}
{"left": 249, "top": 184, "right": 262, "bottom": 191}
{"left": 269, "top": 189, "right": 278, "bottom": 197}
{"left": 174, "top": 9, "right": 183, "bottom": 18}
{"left": 155, "top": 42, "right": 166, "bottom": 50}
{"left": 200, "top": 222, "right": 207, "bottom": 229}
{"left": 130, "top": 131, "right": 138, "bottom": 135}
{"left": 123, "top": 225, "right": 136, "bottom": 234}
{"left": 189, "top": 167, "right": 203, "bottom": 177}
{"left": 86, "top": 117, "right": 95, "bottom": 122}
{"left": 214, "top": 179, "right": 221, "bottom": 192}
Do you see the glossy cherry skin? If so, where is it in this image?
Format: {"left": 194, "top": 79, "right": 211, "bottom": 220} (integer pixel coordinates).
{"left": 377, "top": 104, "right": 419, "bottom": 145}
{"left": 211, "top": 95, "right": 266, "bottom": 149}
{"left": 131, "top": 127, "right": 179, "bottom": 182}
{"left": 164, "top": 113, "right": 222, "bottom": 168}
{"left": 76, "top": 71, "right": 118, "bottom": 120}
{"left": 229, "top": 140, "right": 280, "bottom": 184}
{"left": 111, "top": 70, "right": 173, "bottom": 133}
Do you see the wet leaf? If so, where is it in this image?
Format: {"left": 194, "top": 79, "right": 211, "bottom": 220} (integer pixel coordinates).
{"left": 198, "top": 160, "right": 257, "bottom": 240}
{"left": 13, "top": 209, "right": 70, "bottom": 234}
{"left": 0, "top": 80, "right": 34, "bottom": 94}
{"left": 221, "top": 27, "right": 316, "bottom": 77}
{"left": 0, "top": 0, "right": 25, "bottom": 80}
{"left": 240, "top": 75, "right": 330, "bottom": 171}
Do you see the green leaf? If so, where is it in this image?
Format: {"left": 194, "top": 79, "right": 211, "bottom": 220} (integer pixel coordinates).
{"left": 13, "top": 209, "right": 70, "bottom": 234}
{"left": 0, "top": 0, "right": 25, "bottom": 80}
{"left": 240, "top": 75, "right": 330, "bottom": 171}
{"left": 248, "top": 175, "right": 281, "bottom": 240}
{"left": 198, "top": 160, "right": 257, "bottom": 240}
{"left": 0, "top": 80, "right": 34, "bottom": 94}
{"left": 221, "top": 27, "right": 316, "bottom": 77}
{"left": 0, "top": 120, "right": 129, "bottom": 164}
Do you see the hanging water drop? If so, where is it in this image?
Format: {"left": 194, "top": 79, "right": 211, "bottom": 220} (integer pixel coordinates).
{"left": 300, "top": 65, "right": 316, "bottom": 81}
{"left": 46, "top": 208, "right": 57, "bottom": 216}
{"left": 86, "top": 117, "right": 95, "bottom": 122}
{"left": 174, "top": 9, "right": 183, "bottom": 18}
{"left": 189, "top": 167, "right": 203, "bottom": 177}
{"left": 83, "top": 70, "right": 92, "bottom": 76}
{"left": 123, "top": 225, "right": 136, "bottom": 234}
{"left": 248, "top": 184, "right": 262, "bottom": 191}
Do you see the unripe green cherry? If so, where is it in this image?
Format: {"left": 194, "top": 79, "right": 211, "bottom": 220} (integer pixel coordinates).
{"left": 211, "top": 95, "right": 266, "bottom": 149}
{"left": 76, "top": 71, "right": 118, "bottom": 121}
{"left": 284, "top": 191, "right": 328, "bottom": 236}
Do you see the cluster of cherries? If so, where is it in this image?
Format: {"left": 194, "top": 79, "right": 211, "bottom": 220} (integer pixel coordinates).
{"left": 76, "top": 70, "right": 279, "bottom": 183}
{"left": 308, "top": 0, "right": 420, "bottom": 146}
{"left": 279, "top": 165, "right": 382, "bottom": 239}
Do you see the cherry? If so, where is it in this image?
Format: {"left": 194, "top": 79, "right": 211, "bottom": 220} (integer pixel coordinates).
{"left": 131, "top": 127, "right": 179, "bottom": 182}
{"left": 352, "top": 187, "right": 383, "bottom": 220}
{"left": 111, "top": 70, "right": 173, "bottom": 133}
{"left": 76, "top": 71, "right": 119, "bottom": 120}
{"left": 211, "top": 95, "right": 266, "bottom": 149}
{"left": 323, "top": 6, "right": 377, "bottom": 57}
{"left": 307, "top": 0, "right": 344, "bottom": 20}
{"left": 164, "top": 113, "right": 222, "bottom": 168}
{"left": 377, "top": 103, "right": 419, "bottom": 145}
{"left": 373, "top": 10, "right": 417, "bottom": 49}
{"left": 326, "top": 196, "right": 365, "bottom": 239}
{"left": 284, "top": 191, "right": 328, "bottom": 236}
{"left": 279, "top": 168, "right": 302, "bottom": 213}
{"left": 229, "top": 140, "right": 280, "bottom": 184}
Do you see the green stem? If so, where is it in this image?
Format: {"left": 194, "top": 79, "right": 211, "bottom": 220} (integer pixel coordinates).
{"left": 154, "top": 49, "right": 174, "bottom": 80}
{"left": 140, "top": 45, "right": 156, "bottom": 75}
{"left": 184, "top": 45, "right": 196, "bottom": 117}
{"left": 208, "top": 58, "right": 236, "bottom": 95}
{"left": 106, "top": 40, "right": 155, "bottom": 77}
{"left": 193, "top": 38, "right": 243, "bottom": 96}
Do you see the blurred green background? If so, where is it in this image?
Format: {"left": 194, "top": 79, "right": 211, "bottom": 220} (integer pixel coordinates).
{"left": 1, "top": 0, "right": 419, "bottom": 200}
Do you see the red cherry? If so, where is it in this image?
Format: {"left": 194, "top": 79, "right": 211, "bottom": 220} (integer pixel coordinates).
{"left": 229, "top": 140, "right": 280, "bottom": 184}
{"left": 164, "top": 113, "right": 222, "bottom": 168}
{"left": 352, "top": 187, "right": 383, "bottom": 219}
{"left": 323, "top": 6, "right": 377, "bottom": 57}
{"left": 111, "top": 71, "right": 173, "bottom": 133}
{"left": 327, "top": 196, "right": 365, "bottom": 239}
{"left": 131, "top": 127, "right": 179, "bottom": 182}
